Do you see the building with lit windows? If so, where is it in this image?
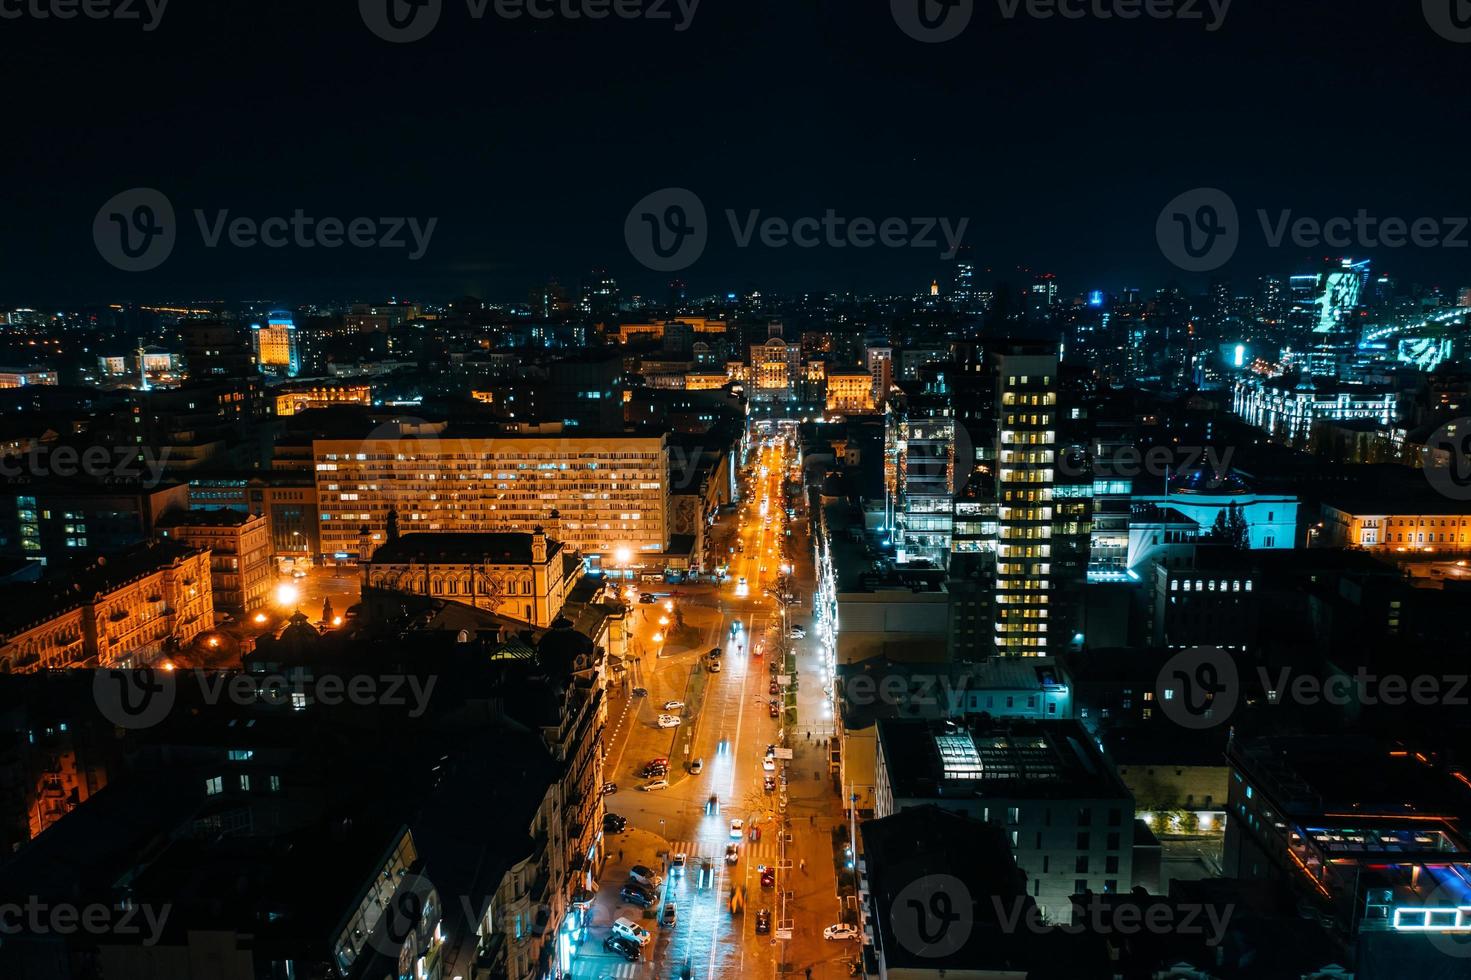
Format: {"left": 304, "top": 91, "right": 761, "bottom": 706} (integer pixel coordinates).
{"left": 994, "top": 349, "right": 1059, "bottom": 655}
{"left": 1234, "top": 376, "right": 1395, "bottom": 445}
{"left": 311, "top": 423, "right": 670, "bottom": 565}
{"left": 1320, "top": 497, "right": 1471, "bottom": 553}
{"left": 0, "top": 539, "right": 212, "bottom": 672}
{"left": 0, "top": 480, "right": 189, "bottom": 566}
{"left": 0, "top": 367, "right": 58, "bottom": 389}
{"left": 826, "top": 367, "right": 877, "bottom": 414}
{"left": 157, "top": 510, "right": 272, "bottom": 614}
{"left": 890, "top": 386, "right": 956, "bottom": 567}
{"left": 251, "top": 312, "right": 300, "bottom": 377}
{"left": 364, "top": 528, "right": 582, "bottom": 627}
{"left": 749, "top": 327, "right": 801, "bottom": 403}
{"left": 274, "top": 381, "right": 371, "bottom": 417}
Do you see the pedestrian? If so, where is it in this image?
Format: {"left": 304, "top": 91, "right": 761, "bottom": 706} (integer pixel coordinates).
{"left": 618, "top": 849, "right": 623, "bottom": 862}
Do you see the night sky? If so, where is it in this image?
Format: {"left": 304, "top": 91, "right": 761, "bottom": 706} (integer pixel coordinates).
{"left": 4, "top": 0, "right": 1468, "bottom": 304}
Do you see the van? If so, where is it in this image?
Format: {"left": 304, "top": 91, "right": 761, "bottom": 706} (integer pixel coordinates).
{"left": 641, "top": 573, "right": 663, "bottom": 583}
{"left": 612, "top": 917, "right": 651, "bottom": 946}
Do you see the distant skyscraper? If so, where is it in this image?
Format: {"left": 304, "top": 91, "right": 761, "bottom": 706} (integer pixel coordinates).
{"left": 579, "top": 268, "right": 620, "bottom": 318}
{"left": 952, "top": 245, "right": 977, "bottom": 311}
{"left": 251, "top": 311, "right": 300, "bottom": 377}
{"left": 993, "top": 346, "right": 1058, "bottom": 656}
{"left": 182, "top": 319, "right": 256, "bottom": 380}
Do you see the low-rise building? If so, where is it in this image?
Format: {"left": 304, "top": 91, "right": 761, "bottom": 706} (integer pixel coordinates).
{"left": 158, "top": 510, "right": 272, "bottom": 613}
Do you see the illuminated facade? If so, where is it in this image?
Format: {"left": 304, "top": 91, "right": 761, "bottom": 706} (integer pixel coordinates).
{"left": 312, "top": 426, "right": 670, "bottom": 562}
{"left": 274, "top": 382, "right": 371, "bottom": 417}
{"left": 1321, "top": 501, "right": 1471, "bottom": 553}
{"left": 0, "top": 540, "right": 212, "bottom": 673}
{"left": 250, "top": 312, "right": 299, "bottom": 377}
{"left": 0, "top": 367, "right": 59, "bottom": 389}
{"left": 994, "top": 352, "right": 1058, "bottom": 656}
{"left": 1234, "top": 376, "right": 1395, "bottom": 445}
{"left": 157, "top": 510, "right": 273, "bottom": 613}
{"left": 826, "top": 368, "right": 877, "bottom": 414}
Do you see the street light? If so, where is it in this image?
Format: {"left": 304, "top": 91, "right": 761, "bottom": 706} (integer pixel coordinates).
{"left": 275, "top": 583, "right": 300, "bottom": 609}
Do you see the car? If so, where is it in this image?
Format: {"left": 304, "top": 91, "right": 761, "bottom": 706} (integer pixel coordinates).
{"left": 708, "top": 661, "right": 721, "bottom": 673}
{"left": 619, "top": 886, "right": 655, "bottom": 908}
{"left": 663, "top": 700, "right": 685, "bottom": 710}
{"left": 632, "top": 687, "right": 648, "bottom": 697}
{"left": 763, "top": 757, "right": 776, "bottom": 772}
{"left": 648, "top": 757, "right": 669, "bottom": 767}
{"left": 612, "top": 916, "right": 652, "bottom": 946}
{"left": 730, "top": 619, "right": 743, "bottom": 635}
{"left": 766, "top": 744, "right": 777, "bottom": 757}
{"left": 760, "top": 866, "right": 775, "bottom": 888}
{"left": 600, "top": 781, "right": 618, "bottom": 795}
{"left": 755, "top": 908, "right": 772, "bottom": 934}
{"left": 769, "top": 700, "right": 780, "bottom": 718}
{"left": 753, "top": 645, "right": 763, "bottom": 658}
{"left": 603, "top": 813, "right": 628, "bottom": 832}
{"left": 707, "top": 647, "right": 722, "bottom": 659}
{"left": 769, "top": 680, "right": 780, "bottom": 695}
{"left": 706, "top": 794, "right": 719, "bottom": 814}
{"left": 737, "top": 577, "right": 747, "bottom": 590}
{"left": 824, "top": 923, "right": 861, "bottom": 941}
{"left": 657, "top": 715, "right": 681, "bottom": 728}
{"left": 639, "top": 593, "right": 657, "bottom": 604}
{"left": 764, "top": 775, "right": 776, "bottom": 792}
{"left": 291, "top": 568, "right": 307, "bottom": 579}
{"left": 671, "top": 853, "right": 687, "bottom": 875}
{"left": 725, "top": 843, "right": 739, "bottom": 864}
{"left": 730, "top": 818, "right": 744, "bottom": 838}
{"left": 662, "top": 902, "right": 678, "bottom": 927}
{"left": 629, "top": 865, "right": 663, "bottom": 888}
{"left": 790, "top": 625, "right": 807, "bottom": 638}
{"left": 688, "top": 758, "right": 703, "bottom": 775}
{"left": 641, "top": 779, "right": 670, "bottom": 791}
{"left": 641, "top": 765, "right": 667, "bottom": 778}
{"left": 604, "top": 935, "right": 640, "bottom": 961}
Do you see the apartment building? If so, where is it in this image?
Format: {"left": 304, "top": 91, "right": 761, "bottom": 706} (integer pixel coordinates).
{"left": 312, "top": 423, "right": 671, "bottom": 563}
{"left": 157, "top": 510, "right": 272, "bottom": 613}
{"left": 995, "top": 350, "right": 1059, "bottom": 655}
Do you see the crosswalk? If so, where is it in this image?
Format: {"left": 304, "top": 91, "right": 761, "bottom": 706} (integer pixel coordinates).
{"left": 664, "top": 838, "right": 786, "bottom": 872}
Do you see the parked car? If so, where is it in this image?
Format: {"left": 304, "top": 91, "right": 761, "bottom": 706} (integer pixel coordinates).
{"left": 639, "top": 593, "right": 657, "bottom": 604}
{"left": 632, "top": 687, "right": 648, "bottom": 697}
{"left": 763, "top": 757, "right": 776, "bottom": 772}
{"left": 763, "top": 775, "right": 776, "bottom": 792}
{"left": 620, "top": 886, "right": 654, "bottom": 908}
{"left": 662, "top": 902, "right": 678, "bottom": 927}
{"left": 603, "top": 813, "right": 627, "bottom": 832}
{"left": 708, "top": 661, "right": 721, "bottom": 673}
{"left": 689, "top": 758, "right": 703, "bottom": 774}
{"left": 657, "top": 715, "right": 681, "bottom": 728}
{"left": 760, "top": 866, "right": 775, "bottom": 888}
{"left": 629, "top": 866, "right": 663, "bottom": 888}
{"left": 790, "top": 625, "right": 807, "bottom": 638}
{"left": 663, "top": 700, "right": 685, "bottom": 710}
{"left": 648, "top": 757, "right": 669, "bottom": 767}
{"left": 604, "top": 935, "right": 640, "bottom": 961}
{"left": 755, "top": 908, "right": 772, "bottom": 934}
{"left": 641, "top": 779, "right": 670, "bottom": 792}
{"left": 729, "top": 818, "right": 744, "bottom": 838}
{"left": 612, "top": 916, "right": 652, "bottom": 946}
{"left": 600, "top": 781, "right": 617, "bottom": 795}
{"left": 824, "top": 923, "right": 861, "bottom": 941}
{"left": 769, "top": 680, "right": 780, "bottom": 695}
{"left": 769, "top": 700, "right": 780, "bottom": 718}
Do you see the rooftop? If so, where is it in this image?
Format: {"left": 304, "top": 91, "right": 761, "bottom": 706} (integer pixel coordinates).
{"left": 369, "top": 531, "right": 563, "bottom": 566}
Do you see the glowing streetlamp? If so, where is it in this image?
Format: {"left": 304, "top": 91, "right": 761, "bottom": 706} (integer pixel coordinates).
{"left": 275, "top": 582, "right": 300, "bottom": 609}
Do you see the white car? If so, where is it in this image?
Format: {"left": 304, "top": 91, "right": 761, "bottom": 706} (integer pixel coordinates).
{"left": 671, "top": 853, "right": 687, "bottom": 875}
{"left": 657, "top": 715, "right": 681, "bottom": 728}
{"left": 762, "top": 757, "right": 776, "bottom": 772}
{"left": 663, "top": 700, "right": 685, "bottom": 711}
{"left": 823, "top": 923, "right": 861, "bottom": 941}
{"left": 730, "top": 818, "right": 744, "bottom": 838}
{"left": 612, "top": 917, "right": 651, "bottom": 947}
{"left": 641, "top": 779, "right": 670, "bottom": 792}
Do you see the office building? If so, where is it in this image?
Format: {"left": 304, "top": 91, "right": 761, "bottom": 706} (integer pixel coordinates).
{"left": 994, "top": 349, "right": 1059, "bottom": 655}
{"left": 250, "top": 311, "right": 300, "bottom": 377}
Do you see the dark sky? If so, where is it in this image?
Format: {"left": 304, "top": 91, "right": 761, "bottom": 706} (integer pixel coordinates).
{"left": 4, "top": 0, "right": 1469, "bottom": 305}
